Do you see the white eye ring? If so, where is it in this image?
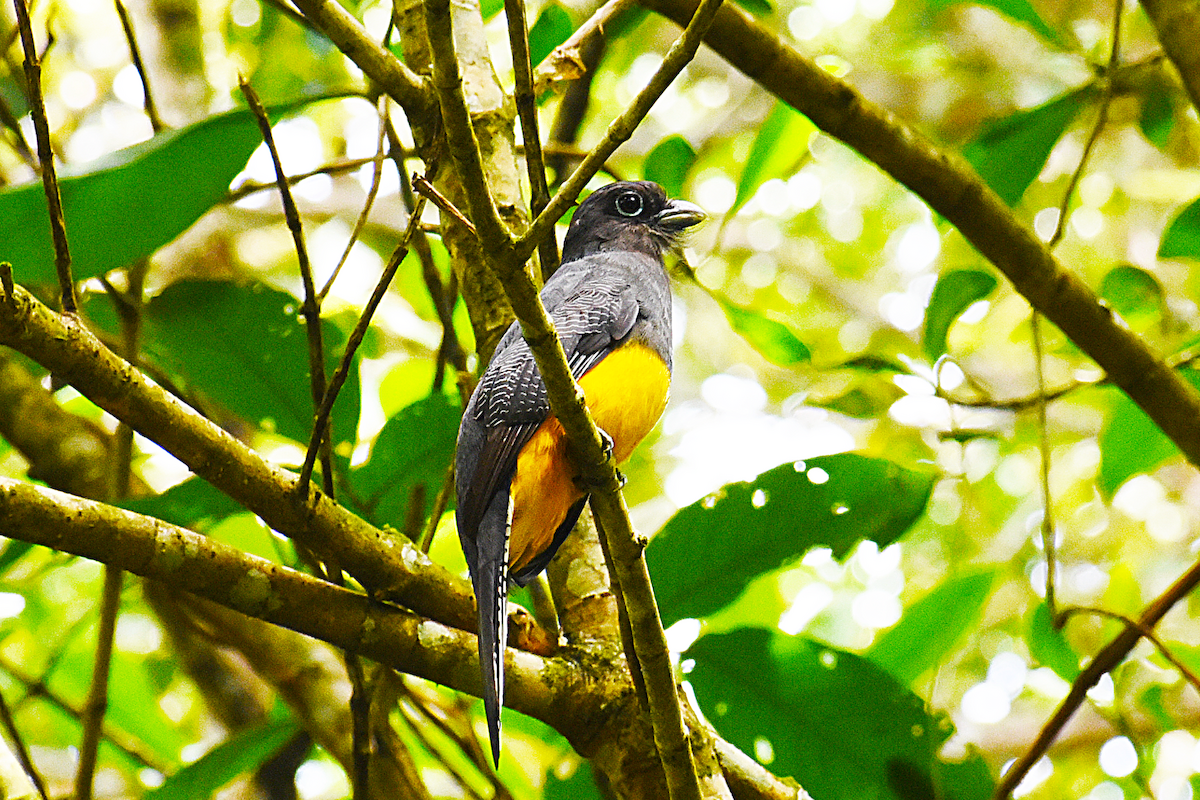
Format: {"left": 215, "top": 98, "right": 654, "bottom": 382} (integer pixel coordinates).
{"left": 615, "top": 191, "right": 644, "bottom": 217}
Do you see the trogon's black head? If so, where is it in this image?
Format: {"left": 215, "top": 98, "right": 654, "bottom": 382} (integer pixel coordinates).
{"left": 560, "top": 181, "right": 706, "bottom": 264}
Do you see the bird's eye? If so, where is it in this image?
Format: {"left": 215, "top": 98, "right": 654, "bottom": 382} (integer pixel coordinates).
{"left": 615, "top": 191, "right": 643, "bottom": 217}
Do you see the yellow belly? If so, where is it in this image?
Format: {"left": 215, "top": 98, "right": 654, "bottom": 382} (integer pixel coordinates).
{"left": 507, "top": 343, "right": 670, "bottom": 572}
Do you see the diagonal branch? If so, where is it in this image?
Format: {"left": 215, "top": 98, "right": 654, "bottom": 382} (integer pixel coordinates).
{"left": 287, "top": 0, "right": 435, "bottom": 120}
{"left": 516, "top": 0, "right": 724, "bottom": 261}
{"left": 422, "top": 0, "right": 515, "bottom": 256}
{"left": 641, "top": 0, "right": 1200, "bottom": 484}
{"left": 0, "top": 281, "right": 554, "bottom": 657}
{"left": 0, "top": 477, "right": 566, "bottom": 725}
{"left": 1139, "top": 0, "right": 1200, "bottom": 112}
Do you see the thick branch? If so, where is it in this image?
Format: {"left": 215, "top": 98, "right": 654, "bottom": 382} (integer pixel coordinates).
{"left": 287, "top": 0, "right": 435, "bottom": 120}
{"left": 0, "top": 283, "right": 553, "bottom": 656}
{"left": 422, "top": 0, "right": 515, "bottom": 256}
{"left": 640, "top": 0, "right": 1200, "bottom": 473}
{"left": 1139, "top": 0, "right": 1200, "bottom": 112}
{"left": 0, "top": 478, "right": 566, "bottom": 727}
{"left": 517, "top": 0, "right": 724, "bottom": 260}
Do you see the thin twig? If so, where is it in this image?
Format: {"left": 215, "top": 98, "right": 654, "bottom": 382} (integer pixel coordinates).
{"left": 418, "top": 463, "right": 455, "bottom": 553}
{"left": 412, "top": 174, "right": 477, "bottom": 235}
{"left": 318, "top": 100, "right": 390, "bottom": 302}
{"left": 13, "top": 0, "right": 76, "bottom": 313}
{"left": 516, "top": 0, "right": 724, "bottom": 262}
{"left": 993, "top": 554, "right": 1200, "bottom": 798}
{"left": 503, "top": 0, "right": 558, "bottom": 280}
{"left": 298, "top": 194, "right": 429, "bottom": 494}
{"left": 240, "top": 77, "right": 337, "bottom": 498}
{"left": 73, "top": 567, "right": 123, "bottom": 800}
{"left": 113, "top": 0, "right": 164, "bottom": 132}
{"left": 531, "top": 0, "right": 636, "bottom": 95}
{"left": 1061, "top": 606, "right": 1200, "bottom": 696}
{"left": 0, "top": 688, "right": 50, "bottom": 800}
{"left": 228, "top": 156, "right": 377, "bottom": 203}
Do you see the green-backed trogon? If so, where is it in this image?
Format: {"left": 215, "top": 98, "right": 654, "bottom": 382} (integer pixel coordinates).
{"left": 455, "top": 181, "right": 705, "bottom": 764}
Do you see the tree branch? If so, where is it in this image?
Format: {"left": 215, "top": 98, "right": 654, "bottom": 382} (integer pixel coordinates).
{"left": 0, "top": 282, "right": 554, "bottom": 656}
{"left": 287, "top": 0, "right": 435, "bottom": 121}
{"left": 517, "top": 0, "right": 724, "bottom": 260}
{"left": 0, "top": 477, "right": 569, "bottom": 727}
{"left": 640, "top": 0, "right": 1200, "bottom": 477}
{"left": 1139, "top": 0, "right": 1200, "bottom": 112}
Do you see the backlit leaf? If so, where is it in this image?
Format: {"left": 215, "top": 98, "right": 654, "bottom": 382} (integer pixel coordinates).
{"left": 717, "top": 296, "right": 811, "bottom": 366}
{"left": 923, "top": 269, "right": 998, "bottom": 360}
{"left": 870, "top": 568, "right": 998, "bottom": 685}
{"left": 528, "top": 4, "right": 573, "bottom": 69}
{"left": 1097, "top": 370, "right": 1200, "bottom": 496}
{"left": 964, "top": 87, "right": 1093, "bottom": 206}
{"left": 1027, "top": 602, "right": 1080, "bottom": 681}
{"left": 643, "top": 136, "right": 698, "bottom": 198}
{"left": 1160, "top": 195, "right": 1200, "bottom": 261}
{"left": 928, "top": 0, "right": 1067, "bottom": 48}
{"left": 731, "top": 101, "right": 813, "bottom": 216}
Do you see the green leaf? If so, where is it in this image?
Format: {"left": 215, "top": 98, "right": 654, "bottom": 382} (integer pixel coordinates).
{"left": 963, "top": 88, "right": 1093, "bottom": 206}
{"left": 1159, "top": 195, "right": 1200, "bottom": 260}
{"left": 121, "top": 477, "right": 242, "bottom": 530}
{"left": 923, "top": 269, "right": 998, "bottom": 360}
{"left": 0, "top": 540, "right": 35, "bottom": 576}
{"left": 544, "top": 761, "right": 604, "bottom": 800}
{"left": 716, "top": 296, "right": 810, "bottom": 366}
{"left": 1099, "top": 264, "right": 1164, "bottom": 323}
{"left": 1027, "top": 602, "right": 1080, "bottom": 681}
{"left": 480, "top": 0, "right": 504, "bottom": 20}
{"left": 142, "top": 281, "right": 361, "bottom": 448}
{"left": 144, "top": 717, "right": 300, "bottom": 800}
{"left": 648, "top": 453, "right": 934, "bottom": 627}
{"left": 528, "top": 4, "right": 573, "bottom": 69}
{"left": 687, "top": 629, "right": 993, "bottom": 800}
{"left": 731, "top": 101, "right": 813, "bottom": 216}
{"left": 1097, "top": 370, "right": 1200, "bottom": 496}
{"left": 0, "top": 104, "right": 310, "bottom": 285}
{"left": 869, "top": 568, "right": 998, "bottom": 685}
{"left": 1139, "top": 77, "right": 1176, "bottom": 150}
{"left": 348, "top": 393, "right": 461, "bottom": 528}
{"left": 732, "top": 0, "right": 772, "bottom": 14}
{"left": 832, "top": 355, "right": 910, "bottom": 373}
{"left": 928, "top": 0, "right": 1067, "bottom": 49}
{"left": 643, "top": 136, "right": 698, "bottom": 198}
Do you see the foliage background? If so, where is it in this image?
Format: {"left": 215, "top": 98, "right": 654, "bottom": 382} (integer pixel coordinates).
{"left": 0, "top": 0, "right": 1199, "bottom": 796}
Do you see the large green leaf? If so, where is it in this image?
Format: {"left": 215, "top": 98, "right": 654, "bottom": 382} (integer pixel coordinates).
{"left": 928, "top": 0, "right": 1066, "bottom": 49}
{"left": 348, "top": 393, "right": 461, "bottom": 529}
{"left": 964, "top": 87, "right": 1093, "bottom": 206}
{"left": 647, "top": 453, "right": 935, "bottom": 627}
{"left": 923, "top": 269, "right": 998, "bottom": 360}
{"left": 687, "top": 629, "right": 993, "bottom": 800}
{"left": 716, "top": 296, "right": 811, "bottom": 367}
{"left": 1159, "top": 195, "right": 1200, "bottom": 261}
{"left": 869, "top": 568, "right": 997, "bottom": 685}
{"left": 643, "top": 136, "right": 698, "bottom": 198}
{"left": 0, "top": 105, "right": 308, "bottom": 285}
{"left": 1097, "top": 370, "right": 1200, "bottom": 496}
{"left": 144, "top": 716, "right": 300, "bottom": 800}
{"left": 731, "top": 101, "right": 813, "bottom": 217}
{"left": 142, "top": 281, "right": 361, "bottom": 449}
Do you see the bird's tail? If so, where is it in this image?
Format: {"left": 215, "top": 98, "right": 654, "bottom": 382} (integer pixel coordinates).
{"left": 474, "top": 492, "right": 513, "bottom": 767}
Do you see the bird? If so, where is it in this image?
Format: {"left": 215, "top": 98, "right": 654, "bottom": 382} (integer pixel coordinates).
{"left": 454, "top": 180, "right": 705, "bottom": 765}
